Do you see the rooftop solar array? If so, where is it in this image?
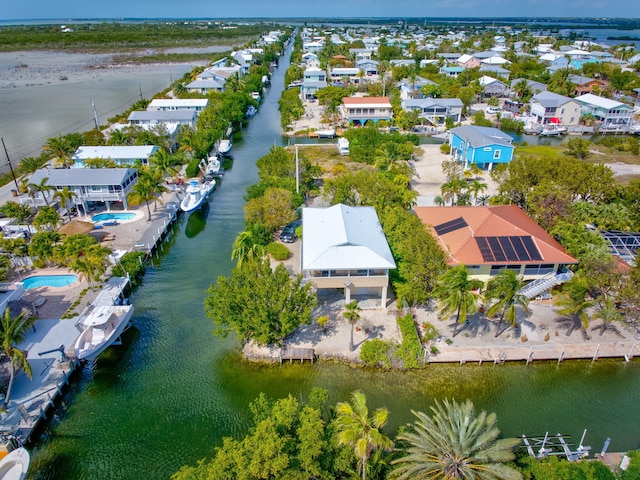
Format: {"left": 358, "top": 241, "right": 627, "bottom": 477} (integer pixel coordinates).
{"left": 434, "top": 217, "right": 468, "bottom": 236}
{"left": 475, "top": 236, "right": 543, "bottom": 262}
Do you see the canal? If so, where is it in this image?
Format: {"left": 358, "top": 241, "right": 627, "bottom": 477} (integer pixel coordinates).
{"left": 27, "top": 41, "right": 640, "bottom": 479}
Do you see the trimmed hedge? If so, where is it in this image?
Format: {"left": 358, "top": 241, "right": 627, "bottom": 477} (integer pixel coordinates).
{"left": 396, "top": 313, "right": 422, "bottom": 368}
{"left": 267, "top": 242, "right": 291, "bottom": 261}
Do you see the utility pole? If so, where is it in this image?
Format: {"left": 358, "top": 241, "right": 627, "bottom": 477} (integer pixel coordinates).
{"left": 1, "top": 137, "right": 20, "bottom": 192}
{"left": 90, "top": 100, "right": 100, "bottom": 131}
{"left": 139, "top": 83, "right": 144, "bottom": 102}
{"left": 295, "top": 145, "right": 299, "bottom": 194}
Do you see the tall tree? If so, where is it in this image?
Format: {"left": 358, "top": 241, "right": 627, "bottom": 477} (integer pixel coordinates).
{"left": 44, "top": 134, "right": 75, "bottom": 168}
{"left": 127, "top": 174, "right": 155, "bottom": 221}
{"left": 434, "top": 265, "right": 482, "bottom": 337}
{"left": 27, "top": 177, "right": 53, "bottom": 207}
{"left": 485, "top": 269, "right": 530, "bottom": 337}
{"left": 557, "top": 274, "right": 594, "bottom": 337}
{"left": 343, "top": 300, "right": 362, "bottom": 352}
{"left": 335, "top": 390, "right": 393, "bottom": 480}
{"left": 231, "top": 229, "right": 266, "bottom": 268}
{"left": 391, "top": 399, "right": 522, "bottom": 480}
{"left": 0, "top": 307, "right": 34, "bottom": 409}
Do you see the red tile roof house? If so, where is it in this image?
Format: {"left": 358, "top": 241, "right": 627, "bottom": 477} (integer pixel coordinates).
{"left": 340, "top": 96, "right": 393, "bottom": 126}
{"left": 414, "top": 205, "right": 578, "bottom": 299}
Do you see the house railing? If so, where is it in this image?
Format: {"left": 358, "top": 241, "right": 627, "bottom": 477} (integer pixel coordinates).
{"left": 518, "top": 270, "right": 574, "bottom": 300}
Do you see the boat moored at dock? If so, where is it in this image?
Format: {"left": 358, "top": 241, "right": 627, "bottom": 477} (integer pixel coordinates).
{"left": 0, "top": 447, "right": 30, "bottom": 480}
{"left": 72, "top": 304, "right": 134, "bottom": 361}
{"left": 180, "top": 178, "right": 216, "bottom": 213}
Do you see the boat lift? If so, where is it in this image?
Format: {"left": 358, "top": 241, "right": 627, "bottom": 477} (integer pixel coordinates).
{"left": 522, "top": 430, "right": 591, "bottom": 462}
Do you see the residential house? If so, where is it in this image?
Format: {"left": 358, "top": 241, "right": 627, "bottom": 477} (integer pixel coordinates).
{"left": 478, "top": 76, "right": 508, "bottom": 97}
{"left": 437, "top": 53, "right": 460, "bottom": 62}
{"left": 147, "top": 99, "right": 209, "bottom": 113}
{"left": 479, "top": 65, "right": 510, "bottom": 77}
{"left": 231, "top": 50, "right": 254, "bottom": 72}
{"left": 128, "top": 110, "right": 198, "bottom": 129}
{"left": 575, "top": 93, "right": 635, "bottom": 130}
{"left": 401, "top": 98, "right": 463, "bottom": 125}
{"left": 301, "top": 204, "right": 396, "bottom": 308}
{"left": 440, "top": 66, "right": 464, "bottom": 78}
{"left": 449, "top": 126, "right": 514, "bottom": 171}
{"left": 539, "top": 53, "right": 569, "bottom": 70}
{"left": 389, "top": 59, "right": 416, "bottom": 68}
{"left": 349, "top": 48, "right": 372, "bottom": 61}
{"left": 529, "top": 91, "right": 582, "bottom": 126}
{"left": 413, "top": 205, "right": 577, "bottom": 288}
{"left": 398, "top": 76, "right": 438, "bottom": 100}
{"left": 72, "top": 145, "right": 159, "bottom": 168}
{"left": 355, "top": 59, "right": 379, "bottom": 76}
{"left": 302, "top": 52, "right": 321, "bottom": 68}
{"left": 301, "top": 67, "right": 328, "bottom": 100}
{"left": 185, "top": 78, "right": 226, "bottom": 94}
{"left": 568, "top": 74, "right": 608, "bottom": 96}
{"left": 481, "top": 55, "right": 510, "bottom": 66}
{"left": 340, "top": 96, "right": 393, "bottom": 125}
{"left": 510, "top": 78, "right": 547, "bottom": 95}
{"left": 25, "top": 167, "right": 139, "bottom": 210}
{"left": 330, "top": 67, "right": 361, "bottom": 83}
{"left": 303, "top": 40, "right": 324, "bottom": 53}
{"left": 457, "top": 54, "right": 480, "bottom": 69}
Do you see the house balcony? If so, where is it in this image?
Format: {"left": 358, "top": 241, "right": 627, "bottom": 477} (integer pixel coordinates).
{"left": 304, "top": 269, "right": 389, "bottom": 290}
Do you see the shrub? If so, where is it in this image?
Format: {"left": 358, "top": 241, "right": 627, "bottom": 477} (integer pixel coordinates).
{"left": 185, "top": 157, "right": 200, "bottom": 178}
{"left": 421, "top": 322, "right": 440, "bottom": 342}
{"left": 112, "top": 251, "right": 147, "bottom": 287}
{"left": 440, "top": 143, "right": 450, "bottom": 154}
{"left": 395, "top": 313, "right": 422, "bottom": 368}
{"left": 500, "top": 117, "right": 525, "bottom": 134}
{"left": 360, "top": 338, "right": 392, "bottom": 368}
{"left": 267, "top": 242, "right": 291, "bottom": 261}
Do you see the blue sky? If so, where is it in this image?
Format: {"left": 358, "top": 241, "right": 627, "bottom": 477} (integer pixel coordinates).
{"left": 4, "top": 0, "right": 639, "bottom": 21}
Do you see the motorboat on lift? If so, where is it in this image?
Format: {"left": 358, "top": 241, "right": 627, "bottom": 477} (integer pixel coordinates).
{"left": 72, "top": 304, "right": 134, "bottom": 361}
{"left": 204, "top": 156, "right": 223, "bottom": 178}
{"left": 0, "top": 447, "right": 30, "bottom": 480}
{"left": 180, "top": 177, "right": 216, "bottom": 213}
{"left": 316, "top": 128, "right": 336, "bottom": 138}
{"left": 245, "top": 105, "right": 257, "bottom": 117}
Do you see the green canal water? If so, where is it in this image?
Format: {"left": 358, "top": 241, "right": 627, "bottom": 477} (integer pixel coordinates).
{"left": 27, "top": 41, "right": 640, "bottom": 479}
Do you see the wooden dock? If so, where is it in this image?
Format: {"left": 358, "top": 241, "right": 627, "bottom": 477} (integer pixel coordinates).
{"left": 280, "top": 347, "right": 315, "bottom": 363}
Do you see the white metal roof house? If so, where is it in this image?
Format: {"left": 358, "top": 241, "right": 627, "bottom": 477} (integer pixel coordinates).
{"left": 23, "top": 167, "right": 139, "bottom": 210}
{"left": 185, "top": 78, "right": 226, "bottom": 94}
{"left": 72, "top": 145, "right": 159, "bottom": 168}
{"left": 128, "top": 110, "right": 197, "bottom": 129}
{"left": 401, "top": 98, "right": 463, "bottom": 125}
{"left": 147, "top": 99, "right": 209, "bottom": 113}
{"left": 301, "top": 204, "right": 396, "bottom": 308}
{"left": 575, "top": 93, "right": 634, "bottom": 131}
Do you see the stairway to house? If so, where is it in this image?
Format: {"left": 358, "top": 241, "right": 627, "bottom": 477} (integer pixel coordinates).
{"left": 518, "top": 270, "right": 574, "bottom": 300}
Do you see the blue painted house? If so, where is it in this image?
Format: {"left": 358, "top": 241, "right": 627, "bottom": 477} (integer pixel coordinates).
{"left": 449, "top": 126, "right": 514, "bottom": 171}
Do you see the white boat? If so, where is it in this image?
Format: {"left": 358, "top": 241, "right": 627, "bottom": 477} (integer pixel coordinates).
{"left": 0, "top": 447, "right": 30, "bottom": 480}
{"left": 205, "top": 156, "right": 223, "bottom": 177}
{"left": 180, "top": 178, "right": 216, "bottom": 213}
{"left": 73, "top": 304, "right": 134, "bottom": 361}
{"left": 217, "top": 139, "right": 232, "bottom": 156}
{"left": 539, "top": 125, "right": 567, "bottom": 136}
{"left": 245, "top": 105, "right": 257, "bottom": 117}
{"left": 316, "top": 128, "right": 336, "bottom": 138}
{"left": 338, "top": 137, "right": 350, "bottom": 156}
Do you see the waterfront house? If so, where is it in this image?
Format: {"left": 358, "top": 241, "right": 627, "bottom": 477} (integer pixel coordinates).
{"left": 128, "top": 110, "right": 198, "bottom": 129}
{"left": 330, "top": 67, "right": 361, "bottom": 83}
{"left": 575, "top": 93, "right": 635, "bottom": 130}
{"left": 147, "top": 99, "right": 209, "bottom": 113}
{"left": 25, "top": 167, "right": 139, "bottom": 210}
{"left": 301, "top": 204, "right": 396, "bottom": 308}
{"left": 529, "top": 91, "right": 582, "bottom": 126}
{"left": 72, "top": 145, "right": 159, "bottom": 168}
{"left": 301, "top": 52, "right": 321, "bottom": 68}
{"left": 185, "top": 78, "right": 226, "bottom": 94}
{"left": 449, "top": 126, "right": 514, "bottom": 171}
{"left": 510, "top": 78, "right": 547, "bottom": 96}
{"left": 340, "top": 96, "right": 393, "bottom": 125}
{"left": 401, "top": 98, "right": 463, "bottom": 125}
{"left": 414, "top": 205, "right": 578, "bottom": 287}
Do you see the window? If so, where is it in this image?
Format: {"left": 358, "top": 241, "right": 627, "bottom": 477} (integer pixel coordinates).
{"left": 493, "top": 150, "right": 501, "bottom": 160}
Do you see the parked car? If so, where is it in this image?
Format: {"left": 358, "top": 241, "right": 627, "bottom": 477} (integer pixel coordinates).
{"left": 279, "top": 220, "right": 301, "bottom": 243}
{"left": 486, "top": 106, "right": 501, "bottom": 115}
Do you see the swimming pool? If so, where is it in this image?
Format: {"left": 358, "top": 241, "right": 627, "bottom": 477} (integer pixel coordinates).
{"left": 91, "top": 212, "right": 137, "bottom": 222}
{"left": 22, "top": 275, "right": 78, "bottom": 289}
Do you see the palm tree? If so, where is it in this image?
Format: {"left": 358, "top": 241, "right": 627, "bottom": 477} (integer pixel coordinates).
{"left": 0, "top": 307, "right": 35, "bottom": 409}
{"left": 434, "top": 265, "right": 483, "bottom": 337}
{"left": 343, "top": 300, "right": 362, "bottom": 351}
{"left": 231, "top": 230, "right": 266, "bottom": 268}
{"left": 44, "top": 135, "right": 74, "bottom": 168}
{"left": 467, "top": 179, "right": 488, "bottom": 205}
{"left": 485, "top": 269, "right": 530, "bottom": 337}
{"left": 335, "top": 390, "right": 393, "bottom": 480}
{"left": 144, "top": 168, "right": 168, "bottom": 212}
{"left": 16, "top": 156, "right": 47, "bottom": 176}
{"left": 53, "top": 187, "right": 78, "bottom": 223}
{"left": 150, "top": 148, "right": 178, "bottom": 180}
{"left": 440, "top": 178, "right": 466, "bottom": 206}
{"left": 27, "top": 177, "right": 53, "bottom": 207}
{"left": 391, "top": 399, "right": 522, "bottom": 480}
{"left": 557, "top": 275, "right": 593, "bottom": 337}
{"left": 127, "top": 176, "right": 155, "bottom": 221}
{"left": 593, "top": 297, "right": 622, "bottom": 336}
{"left": 71, "top": 245, "right": 111, "bottom": 290}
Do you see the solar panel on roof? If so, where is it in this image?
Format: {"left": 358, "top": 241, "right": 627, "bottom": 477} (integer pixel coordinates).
{"left": 487, "top": 237, "right": 507, "bottom": 261}
{"left": 434, "top": 217, "right": 468, "bottom": 236}
{"left": 498, "top": 236, "right": 519, "bottom": 262}
{"left": 510, "top": 236, "right": 530, "bottom": 261}
{"left": 521, "top": 236, "right": 543, "bottom": 261}
{"left": 476, "top": 237, "right": 494, "bottom": 262}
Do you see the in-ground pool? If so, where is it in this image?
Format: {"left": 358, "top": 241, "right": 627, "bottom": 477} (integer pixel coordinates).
{"left": 22, "top": 275, "right": 78, "bottom": 289}
{"left": 91, "top": 212, "right": 137, "bottom": 222}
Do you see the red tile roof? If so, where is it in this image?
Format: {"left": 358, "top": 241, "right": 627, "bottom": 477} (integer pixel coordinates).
{"left": 414, "top": 205, "right": 577, "bottom": 266}
{"left": 342, "top": 96, "right": 391, "bottom": 105}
